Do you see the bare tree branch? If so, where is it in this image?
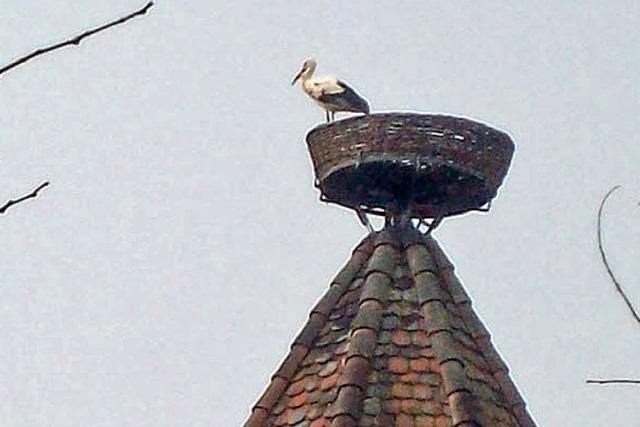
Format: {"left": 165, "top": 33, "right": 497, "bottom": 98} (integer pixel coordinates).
{"left": 0, "top": 181, "right": 50, "bottom": 215}
{"left": 597, "top": 185, "right": 640, "bottom": 327}
{"left": 0, "top": 1, "right": 154, "bottom": 78}
{"left": 586, "top": 186, "right": 640, "bottom": 386}
{"left": 586, "top": 379, "right": 640, "bottom": 385}
{"left": 1, "top": 2, "right": 154, "bottom": 216}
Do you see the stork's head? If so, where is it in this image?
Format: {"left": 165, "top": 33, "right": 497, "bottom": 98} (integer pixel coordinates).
{"left": 291, "top": 57, "right": 317, "bottom": 85}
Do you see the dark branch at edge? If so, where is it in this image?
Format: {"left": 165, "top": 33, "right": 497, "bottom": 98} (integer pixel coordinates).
{"left": 586, "top": 379, "right": 640, "bottom": 385}
{"left": 0, "top": 182, "right": 50, "bottom": 214}
{"left": 597, "top": 185, "right": 640, "bottom": 327}
{"left": 0, "top": 1, "right": 154, "bottom": 77}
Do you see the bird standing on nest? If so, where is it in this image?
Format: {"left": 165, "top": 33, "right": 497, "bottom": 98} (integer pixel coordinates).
{"left": 291, "top": 58, "right": 370, "bottom": 123}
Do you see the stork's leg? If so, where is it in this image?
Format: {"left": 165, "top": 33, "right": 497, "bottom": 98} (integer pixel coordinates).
{"left": 325, "top": 110, "right": 330, "bottom": 123}
{"left": 330, "top": 111, "right": 335, "bottom": 122}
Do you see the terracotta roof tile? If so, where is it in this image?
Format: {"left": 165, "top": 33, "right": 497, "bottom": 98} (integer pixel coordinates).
{"left": 396, "top": 413, "right": 414, "bottom": 427}
{"left": 416, "top": 415, "right": 436, "bottom": 427}
{"left": 391, "top": 330, "right": 411, "bottom": 347}
{"left": 320, "top": 371, "right": 339, "bottom": 391}
{"left": 310, "top": 419, "right": 327, "bottom": 427}
{"left": 383, "top": 399, "right": 402, "bottom": 414}
{"left": 245, "top": 226, "right": 536, "bottom": 427}
{"left": 400, "top": 372, "right": 421, "bottom": 385}
{"left": 415, "top": 272, "right": 450, "bottom": 305}
{"left": 409, "top": 357, "right": 430, "bottom": 373}
{"left": 414, "top": 384, "right": 432, "bottom": 400}
{"left": 388, "top": 356, "right": 410, "bottom": 374}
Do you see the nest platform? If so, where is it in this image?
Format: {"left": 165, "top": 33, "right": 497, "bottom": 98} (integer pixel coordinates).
{"left": 306, "top": 113, "right": 514, "bottom": 219}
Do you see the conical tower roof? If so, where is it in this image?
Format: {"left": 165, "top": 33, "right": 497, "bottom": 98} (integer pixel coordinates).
{"left": 245, "top": 225, "right": 536, "bottom": 427}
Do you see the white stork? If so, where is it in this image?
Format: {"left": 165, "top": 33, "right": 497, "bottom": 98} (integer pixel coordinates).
{"left": 291, "top": 58, "right": 370, "bottom": 123}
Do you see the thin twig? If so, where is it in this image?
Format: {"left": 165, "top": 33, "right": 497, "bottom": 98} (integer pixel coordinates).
{"left": 0, "top": 1, "right": 154, "bottom": 77}
{"left": 586, "top": 379, "right": 640, "bottom": 385}
{"left": 0, "top": 182, "right": 50, "bottom": 214}
{"left": 586, "top": 186, "right": 640, "bottom": 386}
{"left": 597, "top": 185, "right": 640, "bottom": 327}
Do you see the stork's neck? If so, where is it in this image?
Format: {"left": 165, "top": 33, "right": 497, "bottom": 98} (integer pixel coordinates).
{"left": 301, "top": 66, "right": 315, "bottom": 82}
{"left": 300, "top": 72, "right": 312, "bottom": 83}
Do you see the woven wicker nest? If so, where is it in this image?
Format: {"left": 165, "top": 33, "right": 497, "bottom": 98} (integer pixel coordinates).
{"left": 306, "top": 113, "right": 514, "bottom": 219}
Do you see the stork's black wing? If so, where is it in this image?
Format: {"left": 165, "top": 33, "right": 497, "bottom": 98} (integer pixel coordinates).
{"left": 318, "top": 80, "right": 370, "bottom": 113}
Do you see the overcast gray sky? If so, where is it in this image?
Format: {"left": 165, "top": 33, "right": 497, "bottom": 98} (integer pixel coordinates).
{"left": 1, "top": 1, "right": 639, "bottom": 425}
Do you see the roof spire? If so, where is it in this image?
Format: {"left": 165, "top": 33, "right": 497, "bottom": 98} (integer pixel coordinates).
{"left": 245, "top": 113, "right": 536, "bottom": 426}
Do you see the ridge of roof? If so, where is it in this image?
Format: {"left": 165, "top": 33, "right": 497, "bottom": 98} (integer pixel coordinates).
{"left": 245, "top": 225, "right": 536, "bottom": 427}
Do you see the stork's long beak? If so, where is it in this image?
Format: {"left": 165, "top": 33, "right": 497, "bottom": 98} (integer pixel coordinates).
{"left": 291, "top": 69, "right": 303, "bottom": 86}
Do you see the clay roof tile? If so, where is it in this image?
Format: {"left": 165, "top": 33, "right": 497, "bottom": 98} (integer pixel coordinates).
{"left": 244, "top": 226, "right": 536, "bottom": 426}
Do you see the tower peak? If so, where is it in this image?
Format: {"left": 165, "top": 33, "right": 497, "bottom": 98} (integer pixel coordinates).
{"left": 245, "top": 225, "right": 536, "bottom": 427}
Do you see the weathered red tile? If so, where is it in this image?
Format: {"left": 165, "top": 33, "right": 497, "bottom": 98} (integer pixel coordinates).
{"left": 287, "top": 378, "right": 306, "bottom": 396}
{"left": 289, "top": 391, "right": 307, "bottom": 408}
{"left": 320, "top": 371, "right": 339, "bottom": 391}
{"left": 309, "top": 418, "right": 327, "bottom": 427}
{"left": 376, "top": 413, "right": 395, "bottom": 425}
{"left": 391, "top": 383, "right": 413, "bottom": 398}
{"left": 410, "top": 358, "right": 430, "bottom": 372}
{"left": 413, "top": 331, "right": 429, "bottom": 347}
{"left": 435, "top": 415, "right": 451, "bottom": 427}
{"left": 304, "top": 375, "right": 319, "bottom": 392}
{"left": 401, "top": 399, "right": 424, "bottom": 415}
{"left": 400, "top": 372, "right": 421, "bottom": 384}
{"left": 244, "top": 229, "right": 537, "bottom": 427}
{"left": 392, "top": 330, "right": 412, "bottom": 347}
{"left": 414, "top": 384, "right": 432, "bottom": 400}
{"left": 389, "top": 356, "right": 409, "bottom": 374}
{"left": 383, "top": 398, "right": 402, "bottom": 414}
{"left": 416, "top": 415, "right": 436, "bottom": 427}
{"left": 418, "top": 347, "right": 435, "bottom": 360}
{"left": 396, "top": 413, "right": 414, "bottom": 427}
{"left": 318, "top": 360, "right": 338, "bottom": 377}
{"left": 307, "top": 404, "right": 324, "bottom": 420}
{"left": 288, "top": 407, "right": 306, "bottom": 424}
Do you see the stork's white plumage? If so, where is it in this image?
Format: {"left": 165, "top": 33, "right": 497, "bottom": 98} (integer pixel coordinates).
{"left": 291, "top": 58, "right": 370, "bottom": 123}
